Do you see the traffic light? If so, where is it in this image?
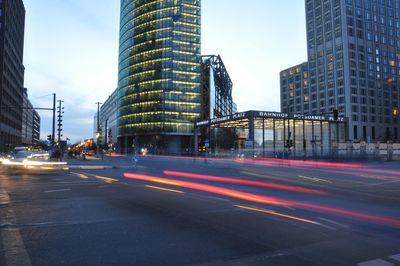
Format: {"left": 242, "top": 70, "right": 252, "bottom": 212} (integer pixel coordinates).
{"left": 333, "top": 109, "right": 339, "bottom": 120}
{"left": 286, "top": 140, "right": 294, "bottom": 148}
{"left": 47, "top": 134, "right": 52, "bottom": 142}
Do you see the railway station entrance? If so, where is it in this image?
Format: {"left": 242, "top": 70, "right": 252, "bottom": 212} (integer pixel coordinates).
{"left": 195, "top": 111, "right": 348, "bottom": 158}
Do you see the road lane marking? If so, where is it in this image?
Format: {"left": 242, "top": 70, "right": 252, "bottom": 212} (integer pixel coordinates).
{"left": 364, "top": 180, "right": 400, "bottom": 187}
{"left": 0, "top": 190, "right": 32, "bottom": 266}
{"left": 298, "top": 175, "right": 333, "bottom": 183}
{"left": 389, "top": 254, "right": 400, "bottom": 261}
{"left": 207, "top": 196, "right": 230, "bottom": 202}
{"left": 145, "top": 185, "right": 184, "bottom": 194}
{"left": 79, "top": 166, "right": 105, "bottom": 170}
{"left": 240, "top": 171, "right": 281, "bottom": 181}
{"left": 94, "top": 175, "right": 118, "bottom": 183}
{"left": 71, "top": 172, "right": 118, "bottom": 183}
{"left": 357, "top": 259, "right": 394, "bottom": 266}
{"left": 44, "top": 189, "right": 71, "bottom": 193}
{"left": 0, "top": 190, "right": 10, "bottom": 204}
{"left": 318, "top": 217, "right": 350, "bottom": 229}
{"left": 71, "top": 172, "right": 89, "bottom": 179}
{"left": 234, "top": 205, "right": 321, "bottom": 225}
{"left": 283, "top": 205, "right": 296, "bottom": 211}
{"left": 317, "top": 223, "right": 337, "bottom": 231}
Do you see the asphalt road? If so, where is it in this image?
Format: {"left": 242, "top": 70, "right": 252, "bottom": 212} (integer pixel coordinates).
{"left": 1, "top": 156, "right": 400, "bottom": 266}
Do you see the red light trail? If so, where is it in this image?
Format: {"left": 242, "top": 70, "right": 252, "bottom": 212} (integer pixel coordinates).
{"left": 163, "top": 170, "right": 328, "bottom": 195}
{"left": 124, "top": 172, "right": 400, "bottom": 228}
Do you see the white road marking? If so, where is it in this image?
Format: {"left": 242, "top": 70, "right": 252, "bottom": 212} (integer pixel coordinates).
{"left": 298, "top": 175, "right": 333, "bottom": 183}
{"left": 0, "top": 190, "right": 11, "bottom": 204}
{"left": 0, "top": 190, "right": 32, "bottom": 266}
{"left": 357, "top": 259, "right": 394, "bottom": 266}
{"left": 365, "top": 180, "right": 400, "bottom": 187}
{"left": 44, "top": 189, "right": 71, "bottom": 193}
{"left": 389, "top": 254, "right": 400, "bottom": 261}
{"left": 283, "top": 205, "right": 296, "bottom": 211}
{"left": 207, "top": 196, "right": 230, "bottom": 202}
{"left": 316, "top": 223, "right": 337, "bottom": 230}
{"left": 71, "top": 172, "right": 89, "bottom": 179}
{"left": 318, "top": 217, "right": 350, "bottom": 229}
{"left": 80, "top": 166, "right": 105, "bottom": 170}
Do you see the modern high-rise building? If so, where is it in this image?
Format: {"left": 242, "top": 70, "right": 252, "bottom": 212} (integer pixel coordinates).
{"left": 117, "top": 0, "right": 201, "bottom": 154}
{"left": 281, "top": 0, "right": 400, "bottom": 142}
{"left": 201, "top": 55, "right": 236, "bottom": 120}
{"left": 0, "top": 0, "right": 26, "bottom": 151}
{"left": 280, "top": 62, "right": 309, "bottom": 114}
{"left": 32, "top": 110, "right": 40, "bottom": 145}
{"left": 100, "top": 88, "right": 118, "bottom": 149}
{"left": 22, "top": 88, "right": 33, "bottom": 145}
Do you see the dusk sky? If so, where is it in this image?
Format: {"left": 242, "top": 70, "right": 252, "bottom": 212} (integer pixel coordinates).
{"left": 23, "top": 0, "right": 307, "bottom": 143}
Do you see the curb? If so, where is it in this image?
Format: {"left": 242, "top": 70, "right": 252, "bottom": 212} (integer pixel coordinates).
{"left": 67, "top": 165, "right": 144, "bottom": 170}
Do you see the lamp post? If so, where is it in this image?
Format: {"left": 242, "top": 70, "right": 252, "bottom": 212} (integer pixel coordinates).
{"left": 95, "top": 102, "right": 102, "bottom": 157}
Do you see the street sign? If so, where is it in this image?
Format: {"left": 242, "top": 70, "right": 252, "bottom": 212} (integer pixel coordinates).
{"left": 245, "top": 140, "right": 253, "bottom": 148}
{"left": 204, "top": 140, "right": 209, "bottom": 148}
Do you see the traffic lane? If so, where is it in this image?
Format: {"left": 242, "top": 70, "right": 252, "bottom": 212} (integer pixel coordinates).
{"left": 72, "top": 162, "right": 400, "bottom": 228}
{"left": 69, "top": 167, "right": 400, "bottom": 236}
{"left": 137, "top": 157, "right": 400, "bottom": 206}
{"left": 3, "top": 171, "right": 400, "bottom": 265}
{"left": 82, "top": 165, "right": 400, "bottom": 223}
{"left": 121, "top": 171, "right": 400, "bottom": 231}
{"left": 137, "top": 155, "right": 392, "bottom": 180}
{"left": 69, "top": 169, "right": 400, "bottom": 265}
{"left": 2, "top": 172, "right": 343, "bottom": 266}
{"left": 136, "top": 156, "right": 400, "bottom": 193}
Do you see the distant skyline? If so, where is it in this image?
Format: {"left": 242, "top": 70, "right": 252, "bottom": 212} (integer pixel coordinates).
{"left": 23, "top": 0, "right": 307, "bottom": 143}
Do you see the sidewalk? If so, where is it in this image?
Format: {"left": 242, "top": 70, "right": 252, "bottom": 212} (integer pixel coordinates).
{"left": 64, "top": 155, "right": 139, "bottom": 170}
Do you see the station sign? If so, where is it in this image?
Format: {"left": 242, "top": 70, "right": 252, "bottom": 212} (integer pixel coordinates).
{"left": 196, "top": 110, "right": 347, "bottom": 127}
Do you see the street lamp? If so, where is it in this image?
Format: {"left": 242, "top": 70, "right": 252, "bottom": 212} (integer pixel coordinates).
{"left": 95, "top": 102, "right": 102, "bottom": 158}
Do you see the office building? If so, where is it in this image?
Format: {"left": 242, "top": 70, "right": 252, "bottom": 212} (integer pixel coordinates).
{"left": 32, "top": 110, "right": 40, "bottom": 145}
{"left": 22, "top": 88, "right": 33, "bottom": 145}
{"left": 0, "top": 0, "right": 26, "bottom": 151}
{"left": 22, "top": 88, "right": 41, "bottom": 146}
{"left": 280, "top": 62, "right": 309, "bottom": 114}
{"left": 100, "top": 89, "right": 118, "bottom": 149}
{"left": 117, "top": 0, "right": 201, "bottom": 154}
{"left": 281, "top": 0, "right": 400, "bottom": 142}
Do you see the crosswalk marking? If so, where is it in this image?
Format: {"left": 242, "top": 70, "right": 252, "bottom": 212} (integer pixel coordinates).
{"left": 0, "top": 190, "right": 32, "bottom": 266}
{"left": 389, "top": 254, "right": 400, "bottom": 262}
{"left": 357, "top": 259, "right": 394, "bottom": 266}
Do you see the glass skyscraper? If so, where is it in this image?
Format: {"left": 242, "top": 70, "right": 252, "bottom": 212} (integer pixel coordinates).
{"left": 281, "top": 0, "right": 400, "bottom": 142}
{"left": 117, "top": 0, "right": 201, "bottom": 154}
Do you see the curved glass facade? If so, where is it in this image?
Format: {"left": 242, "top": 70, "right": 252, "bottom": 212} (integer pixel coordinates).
{"left": 118, "top": 0, "right": 201, "bottom": 152}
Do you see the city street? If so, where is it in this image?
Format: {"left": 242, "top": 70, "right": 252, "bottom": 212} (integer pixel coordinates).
{"left": 1, "top": 156, "right": 400, "bottom": 265}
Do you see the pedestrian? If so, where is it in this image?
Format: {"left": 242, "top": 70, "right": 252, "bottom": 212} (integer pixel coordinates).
{"left": 131, "top": 154, "right": 138, "bottom": 168}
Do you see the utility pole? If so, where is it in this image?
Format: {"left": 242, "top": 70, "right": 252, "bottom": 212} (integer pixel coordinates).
{"left": 52, "top": 93, "right": 56, "bottom": 144}
{"left": 57, "top": 100, "right": 64, "bottom": 142}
